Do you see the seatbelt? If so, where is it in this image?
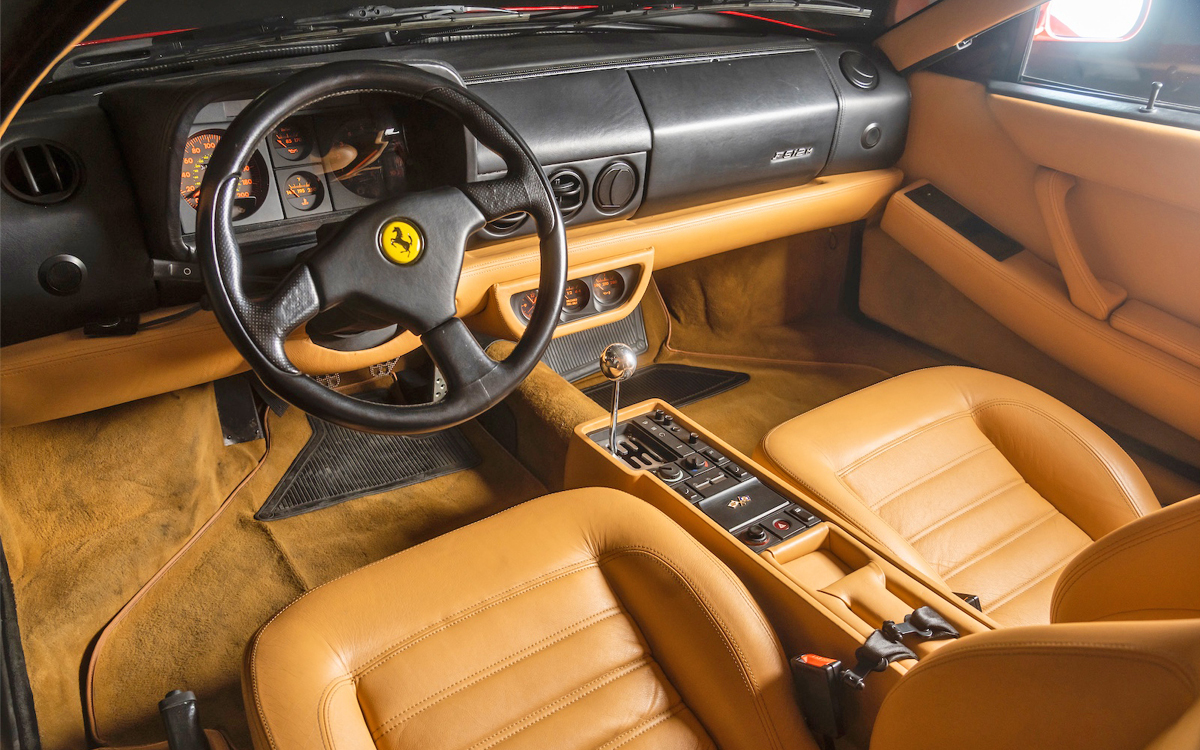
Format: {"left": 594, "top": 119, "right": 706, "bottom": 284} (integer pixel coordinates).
{"left": 791, "top": 607, "right": 960, "bottom": 746}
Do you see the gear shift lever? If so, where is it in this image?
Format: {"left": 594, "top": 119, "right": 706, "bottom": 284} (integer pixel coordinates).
{"left": 599, "top": 343, "right": 638, "bottom": 456}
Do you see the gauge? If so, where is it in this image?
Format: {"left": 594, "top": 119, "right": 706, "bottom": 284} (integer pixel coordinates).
{"left": 283, "top": 171, "right": 323, "bottom": 212}
{"left": 270, "top": 120, "right": 313, "bottom": 161}
{"left": 517, "top": 290, "right": 538, "bottom": 321}
{"left": 592, "top": 270, "right": 626, "bottom": 306}
{"left": 324, "top": 117, "right": 409, "bottom": 199}
{"left": 179, "top": 129, "right": 268, "bottom": 220}
{"left": 562, "top": 279, "right": 590, "bottom": 313}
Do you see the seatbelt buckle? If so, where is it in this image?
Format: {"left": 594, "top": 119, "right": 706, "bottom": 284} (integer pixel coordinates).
{"left": 790, "top": 653, "right": 845, "bottom": 742}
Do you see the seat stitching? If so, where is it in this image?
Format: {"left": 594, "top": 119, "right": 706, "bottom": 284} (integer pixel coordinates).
{"left": 908, "top": 478, "right": 1026, "bottom": 545}
{"left": 837, "top": 411, "right": 976, "bottom": 475}
{"left": 464, "top": 657, "right": 653, "bottom": 750}
{"left": 867, "top": 443, "right": 994, "bottom": 512}
{"left": 942, "top": 508, "right": 1060, "bottom": 580}
{"left": 600, "top": 547, "right": 786, "bottom": 750}
{"left": 595, "top": 702, "right": 694, "bottom": 750}
{"left": 319, "top": 678, "right": 355, "bottom": 750}
{"left": 971, "top": 400, "right": 1147, "bottom": 521}
{"left": 1051, "top": 510, "right": 1200, "bottom": 620}
{"left": 355, "top": 561, "right": 598, "bottom": 678}
{"left": 370, "top": 607, "right": 624, "bottom": 737}
{"left": 982, "top": 545, "right": 1084, "bottom": 616}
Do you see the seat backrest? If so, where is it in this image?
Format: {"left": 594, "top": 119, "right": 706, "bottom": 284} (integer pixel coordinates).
{"left": 1052, "top": 494, "right": 1200, "bottom": 623}
{"left": 869, "top": 617, "right": 1200, "bottom": 750}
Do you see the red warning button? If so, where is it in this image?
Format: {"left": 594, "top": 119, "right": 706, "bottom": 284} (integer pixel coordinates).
{"left": 773, "top": 518, "right": 792, "bottom": 532}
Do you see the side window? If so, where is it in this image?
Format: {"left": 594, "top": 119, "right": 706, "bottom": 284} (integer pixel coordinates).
{"left": 1022, "top": 0, "right": 1200, "bottom": 111}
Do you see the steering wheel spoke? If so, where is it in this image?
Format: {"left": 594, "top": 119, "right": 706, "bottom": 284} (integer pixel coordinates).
{"left": 421, "top": 317, "right": 498, "bottom": 393}
{"left": 460, "top": 175, "right": 537, "bottom": 225}
{"left": 247, "top": 263, "right": 323, "bottom": 373}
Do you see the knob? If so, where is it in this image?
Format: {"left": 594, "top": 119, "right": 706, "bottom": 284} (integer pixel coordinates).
{"left": 688, "top": 432, "right": 700, "bottom": 445}
{"left": 601, "top": 343, "right": 638, "bottom": 382}
{"left": 600, "top": 343, "right": 638, "bottom": 457}
{"left": 746, "top": 524, "right": 769, "bottom": 544}
{"left": 657, "top": 464, "right": 685, "bottom": 483}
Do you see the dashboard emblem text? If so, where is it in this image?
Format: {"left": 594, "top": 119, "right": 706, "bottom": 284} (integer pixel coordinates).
{"left": 770, "top": 146, "right": 815, "bottom": 163}
{"left": 379, "top": 220, "right": 424, "bottom": 265}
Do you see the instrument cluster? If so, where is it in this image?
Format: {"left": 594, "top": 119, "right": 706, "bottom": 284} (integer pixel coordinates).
{"left": 177, "top": 97, "right": 450, "bottom": 236}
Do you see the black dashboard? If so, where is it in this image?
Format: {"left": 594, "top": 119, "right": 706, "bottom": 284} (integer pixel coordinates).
{"left": 0, "top": 32, "right": 908, "bottom": 347}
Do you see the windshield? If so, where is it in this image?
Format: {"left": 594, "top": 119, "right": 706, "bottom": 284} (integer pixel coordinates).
{"left": 86, "top": 0, "right": 884, "bottom": 44}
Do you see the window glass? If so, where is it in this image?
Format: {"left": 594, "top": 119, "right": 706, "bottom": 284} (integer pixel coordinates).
{"left": 1023, "top": 0, "right": 1200, "bottom": 110}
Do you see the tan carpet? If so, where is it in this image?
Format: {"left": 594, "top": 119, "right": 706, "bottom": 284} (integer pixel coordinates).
{"left": 0, "top": 385, "right": 262, "bottom": 750}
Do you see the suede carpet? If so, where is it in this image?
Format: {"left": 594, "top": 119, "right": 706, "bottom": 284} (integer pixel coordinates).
{"left": 3, "top": 386, "right": 545, "bottom": 750}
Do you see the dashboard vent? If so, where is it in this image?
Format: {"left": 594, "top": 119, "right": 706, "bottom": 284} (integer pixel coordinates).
{"left": 2, "top": 140, "right": 81, "bottom": 204}
{"left": 486, "top": 212, "right": 527, "bottom": 236}
{"left": 549, "top": 169, "right": 585, "bottom": 220}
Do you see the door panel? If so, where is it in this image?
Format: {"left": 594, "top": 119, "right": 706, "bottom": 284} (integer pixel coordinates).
{"left": 870, "top": 71, "right": 1200, "bottom": 440}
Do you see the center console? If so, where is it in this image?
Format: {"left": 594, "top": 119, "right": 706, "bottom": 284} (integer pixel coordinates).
{"left": 566, "top": 397, "right": 993, "bottom": 747}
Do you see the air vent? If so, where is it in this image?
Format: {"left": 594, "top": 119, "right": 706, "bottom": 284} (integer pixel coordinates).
{"left": 2, "top": 140, "right": 81, "bottom": 204}
{"left": 549, "top": 169, "right": 585, "bottom": 220}
{"left": 486, "top": 212, "right": 527, "bottom": 236}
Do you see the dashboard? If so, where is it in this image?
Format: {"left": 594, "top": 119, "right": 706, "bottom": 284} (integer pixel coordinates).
{"left": 0, "top": 32, "right": 909, "bottom": 350}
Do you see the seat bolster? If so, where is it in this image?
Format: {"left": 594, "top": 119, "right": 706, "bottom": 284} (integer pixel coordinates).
{"left": 967, "top": 377, "right": 1159, "bottom": 539}
{"left": 870, "top": 619, "right": 1200, "bottom": 750}
{"left": 1052, "top": 494, "right": 1200, "bottom": 624}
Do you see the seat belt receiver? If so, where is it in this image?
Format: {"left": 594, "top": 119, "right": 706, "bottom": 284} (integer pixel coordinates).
{"left": 790, "top": 654, "right": 845, "bottom": 743}
{"left": 880, "top": 605, "right": 959, "bottom": 643}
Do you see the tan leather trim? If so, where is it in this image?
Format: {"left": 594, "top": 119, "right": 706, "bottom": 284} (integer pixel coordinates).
{"left": 881, "top": 182, "right": 1200, "bottom": 439}
{"left": 989, "top": 93, "right": 1200, "bottom": 215}
{"left": 1033, "top": 168, "right": 1126, "bottom": 320}
{"left": 1052, "top": 494, "right": 1200, "bottom": 624}
{"left": 0, "top": 169, "right": 899, "bottom": 428}
{"left": 1111, "top": 301, "right": 1200, "bottom": 371}
{"left": 469, "top": 247, "right": 654, "bottom": 341}
{"left": 870, "top": 619, "right": 1200, "bottom": 750}
{"left": 874, "top": 0, "right": 1042, "bottom": 72}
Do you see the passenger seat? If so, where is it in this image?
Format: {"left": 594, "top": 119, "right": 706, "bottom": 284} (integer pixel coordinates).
{"left": 754, "top": 366, "right": 1161, "bottom": 626}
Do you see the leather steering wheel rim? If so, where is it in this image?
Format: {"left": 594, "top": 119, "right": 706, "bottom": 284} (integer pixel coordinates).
{"left": 196, "top": 61, "right": 567, "bottom": 435}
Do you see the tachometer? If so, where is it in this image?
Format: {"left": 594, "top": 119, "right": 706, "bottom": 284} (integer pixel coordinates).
{"left": 179, "top": 129, "right": 268, "bottom": 219}
{"left": 324, "top": 118, "right": 409, "bottom": 200}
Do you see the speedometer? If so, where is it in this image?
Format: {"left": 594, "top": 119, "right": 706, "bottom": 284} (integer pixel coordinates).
{"left": 179, "top": 129, "right": 269, "bottom": 220}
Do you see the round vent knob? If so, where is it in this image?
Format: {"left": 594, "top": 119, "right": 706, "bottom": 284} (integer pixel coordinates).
{"left": 839, "top": 51, "right": 880, "bottom": 90}
{"left": 548, "top": 169, "right": 585, "bottom": 220}
{"left": 594, "top": 161, "right": 638, "bottom": 212}
{"left": 486, "top": 212, "right": 527, "bottom": 236}
{"left": 2, "top": 140, "right": 81, "bottom": 204}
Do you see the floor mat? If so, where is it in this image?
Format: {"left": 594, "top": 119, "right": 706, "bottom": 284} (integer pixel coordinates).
{"left": 87, "top": 409, "right": 546, "bottom": 749}
{"left": 581, "top": 363, "right": 748, "bottom": 409}
{"left": 257, "top": 417, "right": 479, "bottom": 521}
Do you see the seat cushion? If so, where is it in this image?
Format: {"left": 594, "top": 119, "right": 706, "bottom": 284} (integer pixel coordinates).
{"left": 242, "top": 488, "right": 815, "bottom": 750}
{"left": 754, "top": 366, "right": 1158, "bottom": 626}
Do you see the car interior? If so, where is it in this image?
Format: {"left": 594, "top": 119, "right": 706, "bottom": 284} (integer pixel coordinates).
{"left": 1, "top": 0, "right": 1199, "bottom": 749}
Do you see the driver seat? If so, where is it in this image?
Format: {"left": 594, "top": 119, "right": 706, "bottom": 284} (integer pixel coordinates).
{"left": 242, "top": 489, "right": 817, "bottom": 750}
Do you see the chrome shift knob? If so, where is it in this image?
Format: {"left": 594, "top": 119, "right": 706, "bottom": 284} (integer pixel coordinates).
{"left": 600, "top": 343, "right": 637, "bottom": 456}
{"left": 600, "top": 343, "right": 638, "bottom": 382}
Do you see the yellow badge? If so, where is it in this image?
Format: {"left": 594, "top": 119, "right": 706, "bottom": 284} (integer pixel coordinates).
{"left": 379, "top": 219, "right": 423, "bottom": 265}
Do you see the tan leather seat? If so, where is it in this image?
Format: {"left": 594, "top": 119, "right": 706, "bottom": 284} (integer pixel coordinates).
{"left": 242, "top": 488, "right": 817, "bottom": 750}
{"left": 871, "top": 494, "right": 1200, "bottom": 750}
{"left": 754, "top": 366, "right": 1160, "bottom": 626}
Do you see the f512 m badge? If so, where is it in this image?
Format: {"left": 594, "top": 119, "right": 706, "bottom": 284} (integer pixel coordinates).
{"left": 770, "top": 146, "right": 815, "bottom": 163}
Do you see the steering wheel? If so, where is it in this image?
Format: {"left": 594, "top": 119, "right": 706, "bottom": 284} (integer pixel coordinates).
{"left": 196, "top": 62, "right": 566, "bottom": 434}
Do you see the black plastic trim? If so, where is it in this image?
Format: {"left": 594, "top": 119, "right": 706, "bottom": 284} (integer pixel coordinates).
{"left": 905, "top": 183, "right": 1022, "bottom": 261}
{"left": 1, "top": 536, "right": 40, "bottom": 750}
